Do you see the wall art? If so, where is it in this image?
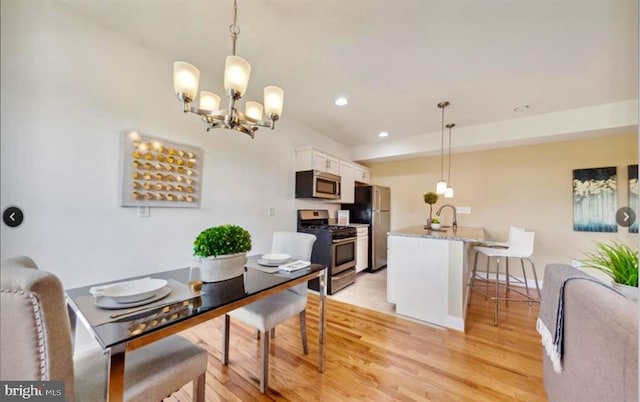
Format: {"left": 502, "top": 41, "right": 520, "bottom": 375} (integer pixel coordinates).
{"left": 121, "top": 131, "right": 203, "bottom": 208}
{"left": 572, "top": 166, "right": 617, "bottom": 232}
{"left": 629, "top": 164, "right": 638, "bottom": 233}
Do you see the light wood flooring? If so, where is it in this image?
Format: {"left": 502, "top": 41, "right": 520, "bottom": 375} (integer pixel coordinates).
{"left": 167, "top": 287, "right": 546, "bottom": 401}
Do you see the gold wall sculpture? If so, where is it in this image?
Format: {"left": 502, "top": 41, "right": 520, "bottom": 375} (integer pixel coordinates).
{"left": 121, "top": 131, "right": 203, "bottom": 207}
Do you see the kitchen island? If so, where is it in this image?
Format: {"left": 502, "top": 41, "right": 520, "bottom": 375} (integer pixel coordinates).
{"left": 387, "top": 226, "right": 484, "bottom": 332}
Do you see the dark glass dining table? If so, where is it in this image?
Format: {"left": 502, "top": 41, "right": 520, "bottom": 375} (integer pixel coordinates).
{"left": 65, "top": 257, "right": 328, "bottom": 402}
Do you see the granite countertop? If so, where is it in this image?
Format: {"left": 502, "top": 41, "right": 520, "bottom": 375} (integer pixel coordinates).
{"left": 388, "top": 226, "right": 485, "bottom": 242}
{"left": 348, "top": 223, "right": 370, "bottom": 228}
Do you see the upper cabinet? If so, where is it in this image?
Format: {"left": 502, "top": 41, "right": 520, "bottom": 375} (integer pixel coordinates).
{"left": 295, "top": 146, "right": 369, "bottom": 203}
{"left": 297, "top": 147, "right": 340, "bottom": 175}
{"left": 336, "top": 161, "right": 355, "bottom": 204}
{"left": 353, "top": 164, "right": 371, "bottom": 184}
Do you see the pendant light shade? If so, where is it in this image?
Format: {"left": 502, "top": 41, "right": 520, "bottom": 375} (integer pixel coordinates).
{"left": 435, "top": 101, "right": 450, "bottom": 195}
{"left": 444, "top": 123, "right": 455, "bottom": 198}
{"left": 444, "top": 186, "right": 454, "bottom": 198}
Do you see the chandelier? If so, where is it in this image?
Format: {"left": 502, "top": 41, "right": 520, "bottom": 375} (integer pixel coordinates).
{"left": 435, "top": 101, "right": 450, "bottom": 195}
{"left": 172, "top": 0, "right": 284, "bottom": 139}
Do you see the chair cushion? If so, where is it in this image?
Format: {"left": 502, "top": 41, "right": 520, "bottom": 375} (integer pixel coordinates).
{"left": 229, "top": 289, "right": 307, "bottom": 332}
{"left": 74, "top": 335, "right": 207, "bottom": 402}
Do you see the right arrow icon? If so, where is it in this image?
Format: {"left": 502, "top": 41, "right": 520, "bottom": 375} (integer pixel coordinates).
{"left": 616, "top": 207, "right": 636, "bottom": 227}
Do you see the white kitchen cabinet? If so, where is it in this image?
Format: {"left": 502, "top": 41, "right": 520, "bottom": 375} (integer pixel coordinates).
{"left": 355, "top": 226, "right": 369, "bottom": 272}
{"left": 354, "top": 164, "right": 370, "bottom": 184}
{"left": 297, "top": 146, "right": 340, "bottom": 175}
{"left": 337, "top": 161, "right": 354, "bottom": 203}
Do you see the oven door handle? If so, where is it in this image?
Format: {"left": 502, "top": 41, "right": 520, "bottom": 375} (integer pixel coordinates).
{"left": 332, "top": 237, "right": 356, "bottom": 244}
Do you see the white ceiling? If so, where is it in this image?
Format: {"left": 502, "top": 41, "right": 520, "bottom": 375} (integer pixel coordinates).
{"left": 61, "top": 0, "right": 638, "bottom": 157}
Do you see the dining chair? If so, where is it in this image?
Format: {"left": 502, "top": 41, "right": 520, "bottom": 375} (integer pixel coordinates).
{"left": 470, "top": 230, "right": 540, "bottom": 326}
{"left": 0, "top": 256, "right": 208, "bottom": 402}
{"left": 222, "top": 231, "right": 316, "bottom": 393}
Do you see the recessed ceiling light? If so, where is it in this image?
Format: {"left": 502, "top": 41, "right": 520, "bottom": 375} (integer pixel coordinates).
{"left": 378, "top": 131, "right": 389, "bottom": 138}
{"left": 513, "top": 104, "right": 530, "bottom": 112}
{"left": 335, "top": 97, "right": 348, "bottom": 106}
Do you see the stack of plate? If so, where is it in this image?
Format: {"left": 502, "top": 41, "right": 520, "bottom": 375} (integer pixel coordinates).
{"left": 257, "top": 253, "right": 291, "bottom": 267}
{"left": 94, "top": 278, "right": 171, "bottom": 309}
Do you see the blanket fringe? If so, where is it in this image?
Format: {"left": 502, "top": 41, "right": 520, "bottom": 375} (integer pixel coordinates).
{"left": 536, "top": 318, "right": 562, "bottom": 373}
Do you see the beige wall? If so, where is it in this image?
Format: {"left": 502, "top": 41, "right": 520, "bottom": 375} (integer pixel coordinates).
{"left": 368, "top": 132, "right": 638, "bottom": 278}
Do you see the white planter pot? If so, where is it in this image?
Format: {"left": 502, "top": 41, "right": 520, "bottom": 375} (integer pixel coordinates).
{"left": 201, "top": 253, "right": 247, "bottom": 282}
{"left": 611, "top": 282, "right": 639, "bottom": 301}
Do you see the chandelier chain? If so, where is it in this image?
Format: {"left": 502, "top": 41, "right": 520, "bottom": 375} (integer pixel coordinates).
{"left": 229, "top": 0, "right": 241, "bottom": 55}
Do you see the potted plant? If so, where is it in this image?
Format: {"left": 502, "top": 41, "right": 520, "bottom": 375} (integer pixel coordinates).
{"left": 193, "top": 224, "right": 252, "bottom": 282}
{"left": 430, "top": 217, "right": 441, "bottom": 230}
{"left": 423, "top": 192, "right": 438, "bottom": 228}
{"left": 581, "top": 241, "right": 638, "bottom": 299}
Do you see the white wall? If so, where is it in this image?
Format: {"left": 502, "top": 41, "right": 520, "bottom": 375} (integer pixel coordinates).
{"left": 0, "top": 0, "right": 346, "bottom": 288}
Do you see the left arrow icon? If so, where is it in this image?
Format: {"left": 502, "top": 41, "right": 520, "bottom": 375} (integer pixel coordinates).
{"left": 3, "top": 207, "right": 24, "bottom": 227}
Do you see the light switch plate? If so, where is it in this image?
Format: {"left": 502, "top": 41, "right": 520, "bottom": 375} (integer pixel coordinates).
{"left": 268, "top": 207, "right": 276, "bottom": 216}
{"left": 456, "top": 206, "right": 471, "bottom": 214}
{"left": 137, "top": 206, "right": 150, "bottom": 218}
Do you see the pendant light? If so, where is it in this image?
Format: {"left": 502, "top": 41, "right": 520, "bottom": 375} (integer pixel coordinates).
{"left": 444, "top": 123, "right": 455, "bottom": 198}
{"left": 435, "top": 101, "right": 450, "bottom": 195}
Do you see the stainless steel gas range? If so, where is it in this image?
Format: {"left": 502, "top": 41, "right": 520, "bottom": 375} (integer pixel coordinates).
{"left": 297, "top": 209, "right": 357, "bottom": 294}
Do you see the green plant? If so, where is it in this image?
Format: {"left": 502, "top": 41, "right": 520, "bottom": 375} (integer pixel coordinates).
{"left": 423, "top": 192, "right": 438, "bottom": 221}
{"left": 581, "top": 242, "right": 638, "bottom": 287}
{"left": 431, "top": 217, "right": 440, "bottom": 224}
{"left": 193, "top": 224, "right": 252, "bottom": 258}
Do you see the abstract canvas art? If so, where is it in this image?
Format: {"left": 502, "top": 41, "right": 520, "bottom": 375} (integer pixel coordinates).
{"left": 572, "top": 167, "right": 617, "bottom": 232}
{"left": 629, "top": 164, "right": 638, "bottom": 233}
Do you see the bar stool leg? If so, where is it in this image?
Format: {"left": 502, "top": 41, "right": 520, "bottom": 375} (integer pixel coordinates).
{"left": 485, "top": 255, "right": 490, "bottom": 298}
{"left": 520, "top": 258, "right": 532, "bottom": 306}
{"left": 468, "top": 250, "right": 480, "bottom": 305}
{"left": 505, "top": 257, "right": 510, "bottom": 308}
{"left": 494, "top": 256, "right": 501, "bottom": 326}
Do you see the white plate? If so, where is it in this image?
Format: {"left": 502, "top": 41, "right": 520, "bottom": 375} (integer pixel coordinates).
{"left": 95, "top": 286, "right": 172, "bottom": 310}
{"left": 257, "top": 258, "right": 291, "bottom": 267}
{"left": 261, "top": 253, "right": 291, "bottom": 264}
{"left": 101, "top": 278, "right": 168, "bottom": 303}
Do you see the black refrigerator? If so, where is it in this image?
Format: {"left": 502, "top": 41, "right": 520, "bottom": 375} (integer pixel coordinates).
{"left": 341, "top": 185, "right": 390, "bottom": 272}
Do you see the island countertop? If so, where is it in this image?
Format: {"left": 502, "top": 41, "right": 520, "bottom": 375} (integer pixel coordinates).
{"left": 388, "top": 225, "right": 485, "bottom": 242}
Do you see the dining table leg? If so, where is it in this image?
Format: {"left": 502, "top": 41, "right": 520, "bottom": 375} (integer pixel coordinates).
{"left": 318, "top": 268, "right": 327, "bottom": 373}
{"left": 107, "top": 344, "right": 126, "bottom": 402}
{"left": 66, "top": 303, "right": 77, "bottom": 350}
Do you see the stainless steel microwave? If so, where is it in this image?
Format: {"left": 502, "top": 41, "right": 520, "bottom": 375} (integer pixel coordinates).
{"left": 295, "top": 170, "right": 341, "bottom": 199}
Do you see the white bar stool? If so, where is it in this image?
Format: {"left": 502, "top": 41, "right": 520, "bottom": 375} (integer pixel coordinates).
{"left": 468, "top": 226, "right": 524, "bottom": 302}
{"left": 469, "top": 230, "right": 540, "bottom": 326}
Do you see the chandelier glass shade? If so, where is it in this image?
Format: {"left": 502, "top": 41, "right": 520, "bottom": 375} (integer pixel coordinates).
{"left": 444, "top": 123, "right": 455, "bottom": 198}
{"left": 435, "top": 101, "right": 450, "bottom": 195}
{"left": 172, "top": 0, "right": 283, "bottom": 138}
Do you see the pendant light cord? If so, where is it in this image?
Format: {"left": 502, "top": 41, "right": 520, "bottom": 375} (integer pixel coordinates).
{"left": 229, "top": 0, "right": 240, "bottom": 56}
{"left": 440, "top": 105, "right": 445, "bottom": 180}
{"left": 447, "top": 125, "right": 453, "bottom": 184}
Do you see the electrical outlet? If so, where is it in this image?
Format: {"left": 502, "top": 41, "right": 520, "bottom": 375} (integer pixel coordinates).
{"left": 137, "top": 206, "right": 150, "bottom": 218}
{"left": 268, "top": 207, "right": 276, "bottom": 216}
{"left": 456, "top": 206, "right": 471, "bottom": 214}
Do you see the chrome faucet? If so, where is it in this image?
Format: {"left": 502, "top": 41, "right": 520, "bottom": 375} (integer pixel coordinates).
{"left": 436, "top": 204, "right": 458, "bottom": 230}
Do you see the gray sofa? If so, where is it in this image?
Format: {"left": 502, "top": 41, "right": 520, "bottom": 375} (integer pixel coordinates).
{"left": 540, "top": 264, "right": 638, "bottom": 402}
